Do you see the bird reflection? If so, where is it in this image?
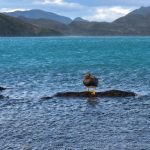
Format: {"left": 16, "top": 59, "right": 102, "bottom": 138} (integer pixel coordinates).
{"left": 87, "top": 97, "right": 98, "bottom": 107}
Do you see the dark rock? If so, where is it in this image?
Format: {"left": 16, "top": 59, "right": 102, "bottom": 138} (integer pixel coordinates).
{"left": 0, "top": 86, "right": 6, "bottom": 91}
{"left": 41, "top": 96, "right": 53, "bottom": 100}
{"left": 98, "top": 90, "right": 136, "bottom": 97}
{"left": 41, "top": 90, "right": 136, "bottom": 100}
{"left": 0, "top": 95, "right": 5, "bottom": 99}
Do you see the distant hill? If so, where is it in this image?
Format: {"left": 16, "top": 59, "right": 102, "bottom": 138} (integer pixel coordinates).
{"left": 0, "top": 13, "right": 63, "bottom": 36}
{"left": 68, "top": 21, "right": 127, "bottom": 35}
{"left": 19, "top": 17, "right": 68, "bottom": 33}
{"left": 114, "top": 6, "right": 150, "bottom": 25}
{"left": 69, "top": 6, "right": 150, "bottom": 36}
{"left": 6, "top": 9, "right": 72, "bottom": 24}
{"left": 0, "top": 13, "right": 38, "bottom": 36}
{"left": 113, "top": 6, "right": 150, "bottom": 35}
{"left": 129, "top": 6, "right": 150, "bottom": 16}
{"left": 2, "top": 6, "right": 150, "bottom": 36}
{"left": 73, "top": 17, "right": 88, "bottom": 22}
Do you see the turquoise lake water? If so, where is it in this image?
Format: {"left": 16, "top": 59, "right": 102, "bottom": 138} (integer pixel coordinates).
{"left": 0, "top": 37, "right": 150, "bottom": 149}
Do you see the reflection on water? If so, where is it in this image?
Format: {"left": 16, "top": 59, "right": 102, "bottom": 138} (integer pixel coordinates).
{"left": 87, "top": 97, "right": 99, "bottom": 107}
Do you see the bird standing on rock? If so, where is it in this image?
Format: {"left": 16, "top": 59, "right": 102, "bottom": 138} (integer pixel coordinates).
{"left": 83, "top": 73, "right": 99, "bottom": 95}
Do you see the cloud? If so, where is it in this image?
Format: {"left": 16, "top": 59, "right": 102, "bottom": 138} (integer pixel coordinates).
{"left": 34, "top": 0, "right": 83, "bottom": 9}
{"left": 85, "top": 7, "right": 134, "bottom": 22}
{"left": 0, "top": 8, "right": 27, "bottom": 12}
{"left": 32, "top": 0, "right": 134, "bottom": 21}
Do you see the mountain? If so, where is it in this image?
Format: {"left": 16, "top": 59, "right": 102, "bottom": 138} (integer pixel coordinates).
{"left": 69, "top": 6, "right": 150, "bottom": 36}
{"left": 73, "top": 17, "right": 88, "bottom": 22}
{"left": 0, "top": 13, "right": 38, "bottom": 36}
{"left": 0, "top": 13, "right": 63, "bottom": 36}
{"left": 69, "top": 6, "right": 150, "bottom": 35}
{"left": 68, "top": 21, "right": 128, "bottom": 35}
{"left": 6, "top": 9, "right": 72, "bottom": 24}
{"left": 18, "top": 17, "right": 68, "bottom": 34}
{"left": 113, "top": 6, "right": 150, "bottom": 35}
{"left": 2, "top": 6, "right": 150, "bottom": 36}
{"left": 114, "top": 6, "right": 150, "bottom": 25}
{"left": 129, "top": 6, "right": 150, "bottom": 16}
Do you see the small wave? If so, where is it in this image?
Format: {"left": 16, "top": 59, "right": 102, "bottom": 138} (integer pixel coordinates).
{"left": 135, "top": 90, "right": 150, "bottom": 97}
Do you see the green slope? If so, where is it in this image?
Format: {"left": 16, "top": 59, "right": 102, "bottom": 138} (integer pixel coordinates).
{"left": 0, "top": 13, "right": 62, "bottom": 36}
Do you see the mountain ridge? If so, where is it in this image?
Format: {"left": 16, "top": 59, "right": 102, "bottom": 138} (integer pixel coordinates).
{"left": 0, "top": 13, "right": 63, "bottom": 36}
{"left": 1, "top": 6, "right": 150, "bottom": 36}
{"left": 5, "top": 9, "right": 72, "bottom": 24}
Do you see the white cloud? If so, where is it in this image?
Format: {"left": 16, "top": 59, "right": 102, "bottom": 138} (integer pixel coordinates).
{"left": 85, "top": 7, "right": 133, "bottom": 22}
{"left": 34, "top": 0, "right": 83, "bottom": 9}
{"left": 0, "top": 8, "right": 27, "bottom": 12}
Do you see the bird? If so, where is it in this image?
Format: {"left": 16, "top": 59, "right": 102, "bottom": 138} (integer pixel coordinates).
{"left": 83, "top": 73, "right": 99, "bottom": 95}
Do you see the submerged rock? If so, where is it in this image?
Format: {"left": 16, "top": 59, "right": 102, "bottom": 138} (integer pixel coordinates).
{"left": 0, "top": 95, "right": 5, "bottom": 99}
{"left": 0, "top": 86, "right": 7, "bottom": 91}
{"left": 41, "top": 90, "right": 136, "bottom": 100}
{"left": 0, "top": 87, "right": 8, "bottom": 99}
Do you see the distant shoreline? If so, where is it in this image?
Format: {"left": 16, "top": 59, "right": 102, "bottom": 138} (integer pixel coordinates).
{"left": 1, "top": 35, "right": 150, "bottom": 38}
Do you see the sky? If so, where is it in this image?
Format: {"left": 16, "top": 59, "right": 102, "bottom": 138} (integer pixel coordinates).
{"left": 0, "top": 0, "right": 150, "bottom": 22}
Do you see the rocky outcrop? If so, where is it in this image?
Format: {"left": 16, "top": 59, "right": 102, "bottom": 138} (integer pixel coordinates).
{"left": 41, "top": 90, "right": 136, "bottom": 100}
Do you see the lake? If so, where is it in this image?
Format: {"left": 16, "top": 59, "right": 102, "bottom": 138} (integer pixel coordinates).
{"left": 0, "top": 36, "right": 150, "bottom": 149}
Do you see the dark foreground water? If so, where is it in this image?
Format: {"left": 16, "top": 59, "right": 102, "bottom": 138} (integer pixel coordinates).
{"left": 0, "top": 37, "right": 150, "bottom": 149}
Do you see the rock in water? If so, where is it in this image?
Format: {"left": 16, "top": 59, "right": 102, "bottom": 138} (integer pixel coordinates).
{"left": 0, "top": 95, "right": 5, "bottom": 99}
{"left": 98, "top": 90, "right": 136, "bottom": 97}
{"left": 41, "top": 90, "right": 136, "bottom": 100}
{"left": 0, "top": 87, "right": 8, "bottom": 99}
{"left": 0, "top": 87, "right": 6, "bottom": 91}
